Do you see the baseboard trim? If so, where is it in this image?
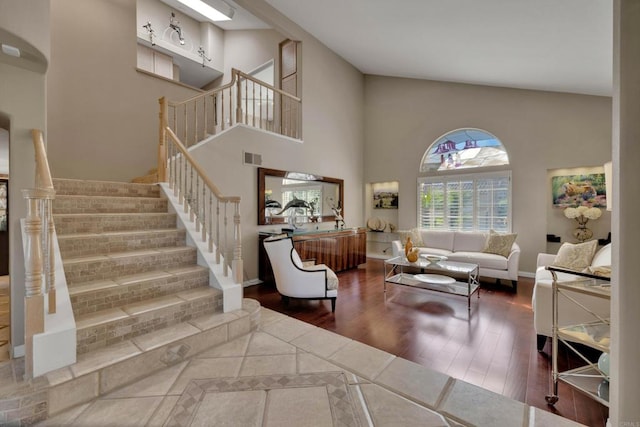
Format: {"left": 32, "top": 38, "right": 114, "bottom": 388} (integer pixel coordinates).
{"left": 12, "top": 344, "right": 24, "bottom": 358}
{"left": 518, "top": 271, "right": 535, "bottom": 279}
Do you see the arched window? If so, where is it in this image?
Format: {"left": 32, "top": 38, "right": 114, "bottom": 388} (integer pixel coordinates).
{"left": 418, "top": 129, "right": 512, "bottom": 232}
{"left": 420, "top": 128, "right": 509, "bottom": 172}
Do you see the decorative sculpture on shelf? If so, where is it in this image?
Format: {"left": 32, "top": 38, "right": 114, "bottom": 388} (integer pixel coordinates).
{"left": 326, "top": 196, "right": 344, "bottom": 229}
{"left": 273, "top": 196, "right": 310, "bottom": 216}
{"left": 564, "top": 206, "right": 602, "bottom": 242}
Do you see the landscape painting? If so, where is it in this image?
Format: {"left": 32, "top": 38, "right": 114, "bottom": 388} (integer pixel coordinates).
{"left": 552, "top": 173, "right": 607, "bottom": 208}
{"left": 372, "top": 181, "right": 399, "bottom": 209}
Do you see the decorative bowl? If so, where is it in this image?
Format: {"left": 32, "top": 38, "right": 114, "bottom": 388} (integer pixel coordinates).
{"left": 423, "top": 254, "right": 447, "bottom": 264}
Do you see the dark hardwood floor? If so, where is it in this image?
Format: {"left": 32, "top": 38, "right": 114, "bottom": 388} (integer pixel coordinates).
{"left": 244, "top": 258, "right": 609, "bottom": 427}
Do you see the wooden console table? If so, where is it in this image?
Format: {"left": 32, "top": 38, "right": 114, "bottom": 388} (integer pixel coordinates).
{"left": 258, "top": 228, "right": 367, "bottom": 285}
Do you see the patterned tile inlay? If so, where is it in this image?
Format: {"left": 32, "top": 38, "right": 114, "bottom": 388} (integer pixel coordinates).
{"left": 167, "top": 372, "right": 360, "bottom": 427}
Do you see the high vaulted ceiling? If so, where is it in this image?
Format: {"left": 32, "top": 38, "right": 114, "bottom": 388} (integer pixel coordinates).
{"left": 264, "top": 0, "right": 613, "bottom": 96}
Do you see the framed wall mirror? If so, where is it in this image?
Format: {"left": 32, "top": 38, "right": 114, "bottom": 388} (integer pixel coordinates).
{"left": 258, "top": 167, "right": 344, "bottom": 226}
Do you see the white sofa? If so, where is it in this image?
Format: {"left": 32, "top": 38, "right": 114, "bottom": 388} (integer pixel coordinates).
{"left": 391, "top": 230, "right": 521, "bottom": 292}
{"left": 532, "top": 243, "right": 611, "bottom": 352}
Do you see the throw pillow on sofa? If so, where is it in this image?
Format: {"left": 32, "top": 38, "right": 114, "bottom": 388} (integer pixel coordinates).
{"left": 553, "top": 240, "right": 598, "bottom": 271}
{"left": 482, "top": 230, "right": 517, "bottom": 258}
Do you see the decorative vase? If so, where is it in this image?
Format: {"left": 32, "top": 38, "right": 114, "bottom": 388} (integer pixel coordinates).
{"left": 597, "top": 380, "right": 609, "bottom": 400}
{"left": 598, "top": 352, "right": 610, "bottom": 378}
{"left": 404, "top": 236, "right": 413, "bottom": 257}
{"left": 407, "top": 248, "right": 419, "bottom": 263}
{"left": 573, "top": 224, "right": 593, "bottom": 243}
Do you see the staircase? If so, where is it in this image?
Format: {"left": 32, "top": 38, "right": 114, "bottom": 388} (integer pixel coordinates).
{"left": 53, "top": 178, "right": 224, "bottom": 355}
{"left": 0, "top": 178, "right": 259, "bottom": 424}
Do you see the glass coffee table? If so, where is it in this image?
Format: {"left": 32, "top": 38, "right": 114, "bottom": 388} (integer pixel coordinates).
{"left": 384, "top": 255, "right": 480, "bottom": 311}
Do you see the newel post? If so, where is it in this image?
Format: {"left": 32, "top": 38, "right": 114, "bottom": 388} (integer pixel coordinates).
{"left": 31, "top": 130, "right": 56, "bottom": 314}
{"left": 158, "top": 97, "right": 168, "bottom": 182}
{"left": 22, "top": 189, "right": 45, "bottom": 380}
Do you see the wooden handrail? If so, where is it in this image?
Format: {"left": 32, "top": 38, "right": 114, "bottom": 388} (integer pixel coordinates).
{"left": 161, "top": 122, "right": 244, "bottom": 286}
{"left": 165, "top": 127, "right": 240, "bottom": 203}
{"left": 32, "top": 130, "right": 54, "bottom": 191}
{"left": 233, "top": 69, "right": 301, "bottom": 102}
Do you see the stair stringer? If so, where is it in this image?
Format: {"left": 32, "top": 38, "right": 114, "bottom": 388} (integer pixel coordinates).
{"left": 20, "top": 221, "right": 77, "bottom": 377}
{"left": 159, "top": 182, "right": 242, "bottom": 313}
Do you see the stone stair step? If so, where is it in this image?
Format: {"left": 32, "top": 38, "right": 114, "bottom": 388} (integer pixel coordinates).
{"left": 54, "top": 212, "right": 177, "bottom": 235}
{"left": 53, "top": 178, "right": 160, "bottom": 198}
{"left": 68, "top": 265, "right": 209, "bottom": 316}
{"left": 75, "top": 288, "right": 223, "bottom": 354}
{"left": 57, "top": 228, "right": 186, "bottom": 258}
{"left": 63, "top": 246, "right": 197, "bottom": 285}
{"left": 53, "top": 194, "right": 168, "bottom": 214}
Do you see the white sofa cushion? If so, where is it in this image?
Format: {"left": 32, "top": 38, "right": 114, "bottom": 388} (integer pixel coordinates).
{"left": 449, "top": 251, "right": 509, "bottom": 270}
{"left": 415, "top": 247, "right": 453, "bottom": 257}
{"left": 453, "top": 231, "right": 488, "bottom": 252}
{"left": 419, "top": 230, "right": 455, "bottom": 251}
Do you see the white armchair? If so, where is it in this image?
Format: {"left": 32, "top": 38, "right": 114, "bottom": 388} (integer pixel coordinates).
{"left": 263, "top": 236, "right": 339, "bottom": 312}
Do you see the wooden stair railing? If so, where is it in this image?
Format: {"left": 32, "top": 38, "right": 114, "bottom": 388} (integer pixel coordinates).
{"left": 22, "top": 129, "right": 56, "bottom": 379}
{"left": 158, "top": 104, "right": 243, "bottom": 285}
{"left": 165, "top": 68, "right": 302, "bottom": 148}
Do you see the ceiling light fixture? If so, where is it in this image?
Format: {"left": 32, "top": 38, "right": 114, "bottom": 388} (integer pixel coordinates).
{"left": 174, "top": 0, "right": 233, "bottom": 21}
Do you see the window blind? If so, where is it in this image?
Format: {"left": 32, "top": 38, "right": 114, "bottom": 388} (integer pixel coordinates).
{"left": 418, "top": 171, "right": 511, "bottom": 232}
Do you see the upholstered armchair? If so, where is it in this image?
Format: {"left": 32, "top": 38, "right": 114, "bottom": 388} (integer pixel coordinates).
{"left": 263, "top": 236, "right": 339, "bottom": 312}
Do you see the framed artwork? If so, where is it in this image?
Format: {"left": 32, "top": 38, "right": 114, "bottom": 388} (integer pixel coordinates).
{"left": 551, "top": 172, "right": 607, "bottom": 208}
{"left": 372, "top": 181, "right": 398, "bottom": 209}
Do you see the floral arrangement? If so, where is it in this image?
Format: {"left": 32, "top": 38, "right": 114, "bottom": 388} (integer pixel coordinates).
{"left": 564, "top": 206, "right": 602, "bottom": 221}
{"left": 564, "top": 206, "right": 602, "bottom": 242}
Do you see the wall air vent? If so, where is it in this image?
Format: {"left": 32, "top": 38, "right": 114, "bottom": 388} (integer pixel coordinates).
{"left": 243, "top": 151, "right": 262, "bottom": 166}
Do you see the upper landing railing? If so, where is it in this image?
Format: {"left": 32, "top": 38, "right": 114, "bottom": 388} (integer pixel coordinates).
{"left": 166, "top": 68, "right": 301, "bottom": 148}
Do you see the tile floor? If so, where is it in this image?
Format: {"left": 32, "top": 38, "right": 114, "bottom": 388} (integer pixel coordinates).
{"left": 37, "top": 307, "right": 585, "bottom": 427}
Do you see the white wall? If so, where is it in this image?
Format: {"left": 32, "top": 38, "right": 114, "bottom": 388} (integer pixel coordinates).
{"left": 221, "top": 29, "right": 283, "bottom": 84}
{"left": 136, "top": 0, "right": 224, "bottom": 73}
{"left": 47, "top": 0, "right": 202, "bottom": 182}
{"left": 363, "top": 76, "right": 612, "bottom": 273}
